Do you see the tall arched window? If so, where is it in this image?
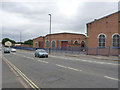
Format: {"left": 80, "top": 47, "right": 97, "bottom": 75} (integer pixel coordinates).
{"left": 112, "top": 34, "right": 120, "bottom": 47}
{"left": 35, "top": 42, "right": 38, "bottom": 48}
{"left": 98, "top": 34, "right": 106, "bottom": 48}
{"left": 46, "top": 40, "right": 49, "bottom": 47}
{"left": 81, "top": 41, "right": 85, "bottom": 47}
{"left": 52, "top": 41, "right": 55, "bottom": 48}
{"left": 74, "top": 41, "right": 78, "bottom": 45}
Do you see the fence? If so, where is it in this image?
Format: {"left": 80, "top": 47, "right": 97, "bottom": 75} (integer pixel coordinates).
{"left": 13, "top": 46, "right": 119, "bottom": 56}
{"left": 13, "top": 47, "right": 36, "bottom": 51}
{"left": 87, "top": 47, "right": 120, "bottom": 56}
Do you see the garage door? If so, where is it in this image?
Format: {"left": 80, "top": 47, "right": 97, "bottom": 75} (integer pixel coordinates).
{"left": 61, "top": 41, "right": 68, "bottom": 48}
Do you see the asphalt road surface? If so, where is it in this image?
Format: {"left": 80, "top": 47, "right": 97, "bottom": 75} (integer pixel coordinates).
{"left": 2, "top": 50, "right": 119, "bottom": 88}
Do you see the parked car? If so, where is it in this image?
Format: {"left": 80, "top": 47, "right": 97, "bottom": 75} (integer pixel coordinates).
{"left": 4, "top": 48, "right": 10, "bottom": 53}
{"left": 35, "top": 49, "right": 48, "bottom": 58}
{"left": 11, "top": 48, "right": 16, "bottom": 52}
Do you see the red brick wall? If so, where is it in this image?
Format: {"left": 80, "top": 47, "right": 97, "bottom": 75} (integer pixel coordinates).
{"left": 33, "top": 33, "right": 86, "bottom": 48}
{"left": 33, "top": 36, "right": 44, "bottom": 48}
{"left": 87, "top": 12, "right": 119, "bottom": 48}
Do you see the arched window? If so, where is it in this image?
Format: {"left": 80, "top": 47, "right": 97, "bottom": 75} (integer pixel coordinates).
{"left": 81, "top": 41, "right": 85, "bottom": 47}
{"left": 74, "top": 41, "right": 78, "bottom": 45}
{"left": 46, "top": 40, "right": 49, "bottom": 47}
{"left": 112, "top": 34, "right": 120, "bottom": 47}
{"left": 98, "top": 34, "right": 106, "bottom": 48}
{"left": 35, "top": 42, "right": 38, "bottom": 48}
{"left": 52, "top": 41, "right": 55, "bottom": 48}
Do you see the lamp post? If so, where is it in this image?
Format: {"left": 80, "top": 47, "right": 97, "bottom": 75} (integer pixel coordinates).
{"left": 48, "top": 14, "right": 51, "bottom": 54}
{"left": 20, "top": 31, "right": 21, "bottom": 44}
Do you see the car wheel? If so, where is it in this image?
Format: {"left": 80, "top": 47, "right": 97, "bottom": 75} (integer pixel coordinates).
{"left": 38, "top": 55, "right": 41, "bottom": 58}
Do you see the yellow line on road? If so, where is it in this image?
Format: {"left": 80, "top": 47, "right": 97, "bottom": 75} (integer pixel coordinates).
{"left": 2, "top": 55, "right": 41, "bottom": 90}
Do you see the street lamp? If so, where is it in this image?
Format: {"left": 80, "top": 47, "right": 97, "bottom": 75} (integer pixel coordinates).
{"left": 20, "top": 31, "right": 22, "bottom": 44}
{"left": 48, "top": 14, "right": 52, "bottom": 54}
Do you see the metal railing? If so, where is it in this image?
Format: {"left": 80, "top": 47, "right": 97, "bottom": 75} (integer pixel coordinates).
{"left": 13, "top": 46, "right": 119, "bottom": 56}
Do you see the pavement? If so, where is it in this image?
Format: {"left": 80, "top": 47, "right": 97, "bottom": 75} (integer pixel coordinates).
{"left": 50, "top": 52, "right": 119, "bottom": 61}
{"left": 2, "top": 49, "right": 118, "bottom": 88}
{"left": 2, "top": 56, "right": 25, "bottom": 89}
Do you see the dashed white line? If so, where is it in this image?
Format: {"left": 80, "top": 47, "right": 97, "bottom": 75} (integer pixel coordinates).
{"left": 104, "top": 76, "right": 119, "bottom": 81}
{"left": 7, "top": 52, "right": 119, "bottom": 81}
{"left": 15, "top": 51, "right": 118, "bottom": 66}
{"left": 56, "top": 64, "right": 82, "bottom": 72}
{"left": 37, "top": 60, "right": 49, "bottom": 64}
{"left": 56, "top": 64, "right": 67, "bottom": 68}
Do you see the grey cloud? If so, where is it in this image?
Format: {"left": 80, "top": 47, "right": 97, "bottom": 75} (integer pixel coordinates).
{"left": 1, "top": 1, "right": 118, "bottom": 42}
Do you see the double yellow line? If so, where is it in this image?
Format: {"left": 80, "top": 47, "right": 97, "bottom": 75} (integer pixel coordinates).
{"left": 2, "top": 55, "right": 41, "bottom": 90}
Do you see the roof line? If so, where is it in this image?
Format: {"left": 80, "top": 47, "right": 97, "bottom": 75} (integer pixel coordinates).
{"left": 87, "top": 11, "right": 119, "bottom": 24}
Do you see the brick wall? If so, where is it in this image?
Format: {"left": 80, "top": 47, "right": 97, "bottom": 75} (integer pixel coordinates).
{"left": 33, "top": 33, "right": 86, "bottom": 48}
{"left": 87, "top": 12, "right": 119, "bottom": 48}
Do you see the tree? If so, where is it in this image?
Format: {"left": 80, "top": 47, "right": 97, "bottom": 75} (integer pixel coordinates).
{"left": 2, "top": 38, "right": 16, "bottom": 45}
{"left": 24, "top": 39, "right": 33, "bottom": 45}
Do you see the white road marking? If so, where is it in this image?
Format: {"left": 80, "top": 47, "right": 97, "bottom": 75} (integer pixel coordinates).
{"left": 12, "top": 52, "right": 118, "bottom": 66}
{"left": 37, "top": 60, "right": 49, "bottom": 64}
{"left": 7, "top": 51, "right": 119, "bottom": 81}
{"left": 56, "top": 64, "right": 67, "bottom": 68}
{"left": 104, "top": 76, "right": 119, "bottom": 81}
{"left": 56, "top": 64, "right": 82, "bottom": 72}
{"left": 67, "top": 67, "right": 82, "bottom": 72}
{"left": 16, "top": 51, "right": 118, "bottom": 66}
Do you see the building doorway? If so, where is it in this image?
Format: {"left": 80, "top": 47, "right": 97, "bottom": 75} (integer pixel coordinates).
{"left": 61, "top": 41, "right": 68, "bottom": 49}
{"left": 39, "top": 41, "right": 44, "bottom": 48}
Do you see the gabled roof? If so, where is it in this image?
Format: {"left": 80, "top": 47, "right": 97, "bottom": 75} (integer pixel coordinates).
{"left": 87, "top": 11, "right": 119, "bottom": 25}
{"left": 33, "top": 36, "right": 44, "bottom": 40}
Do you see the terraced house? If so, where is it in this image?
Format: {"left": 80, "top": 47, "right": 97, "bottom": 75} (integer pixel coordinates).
{"left": 33, "top": 33, "right": 86, "bottom": 49}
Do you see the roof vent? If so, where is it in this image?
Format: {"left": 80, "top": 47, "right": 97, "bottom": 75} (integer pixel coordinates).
{"left": 94, "top": 19, "right": 97, "bottom": 21}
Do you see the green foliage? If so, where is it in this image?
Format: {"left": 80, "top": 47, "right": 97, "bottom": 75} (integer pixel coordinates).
{"left": 24, "top": 39, "right": 33, "bottom": 45}
{"left": 17, "top": 42, "right": 24, "bottom": 44}
{"left": 2, "top": 38, "right": 16, "bottom": 45}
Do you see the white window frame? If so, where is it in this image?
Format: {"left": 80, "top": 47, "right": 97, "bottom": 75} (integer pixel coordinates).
{"left": 74, "top": 40, "right": 79, "bottom": 45}
{"left": 98, "top": 33, "right": 106, "bottom": 48}
{"left": 112, "top": 33, "right": 120, "bottom": 47}
{"left": 35, "top": 42, "right": 38, "bottom": 48}
{"left": 46, "top": 40, "right": 49, "bottom": 47}
{"left": 52, "top": 40, "right": 55, "bottom": 48}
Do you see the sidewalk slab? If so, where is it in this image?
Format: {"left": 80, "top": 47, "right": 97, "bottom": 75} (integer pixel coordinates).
{"left": 50, "top": 52, "right": 119, "bottom": 61}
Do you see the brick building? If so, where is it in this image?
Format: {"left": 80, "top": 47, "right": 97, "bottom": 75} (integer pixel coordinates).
{"left": 87, "top": 11, "right": 120, "bottom": 55}
{"left": 33, "top": 33, "right": 86, "bottom": 49}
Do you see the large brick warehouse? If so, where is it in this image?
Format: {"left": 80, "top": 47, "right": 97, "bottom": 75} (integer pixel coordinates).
{"left": 33, "top": 33, "right": 86, "bottom": 49}
{"left": 87, "top": 11, "right": 120, "bottom": 56}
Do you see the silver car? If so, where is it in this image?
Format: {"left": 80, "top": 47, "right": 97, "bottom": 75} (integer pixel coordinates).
{"left": 35, "top": 49, "right": 48, "bottom": 58}
{"left": 4, "top": 48, "right": 10, "bottom": 53}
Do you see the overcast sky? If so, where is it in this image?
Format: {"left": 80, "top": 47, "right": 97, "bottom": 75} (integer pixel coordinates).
{"left": 0, "top": 0, "right": 119, "bottom": 42}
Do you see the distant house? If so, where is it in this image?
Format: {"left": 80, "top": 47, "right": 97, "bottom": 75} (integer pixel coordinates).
{"left": 5, "top": 41, "right": 12, "bottom": 47}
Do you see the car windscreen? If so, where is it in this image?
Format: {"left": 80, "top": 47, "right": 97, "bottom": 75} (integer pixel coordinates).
{"left": 5, "top": 48, "right": 10, "bottom": 50}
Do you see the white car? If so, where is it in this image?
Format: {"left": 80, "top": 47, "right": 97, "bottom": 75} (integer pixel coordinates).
{"left": 11, "top": 48, "right": 16, "bottom": 52}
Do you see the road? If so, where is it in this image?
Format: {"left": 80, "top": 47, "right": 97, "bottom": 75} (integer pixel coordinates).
{"left": 2, "top": 49, "right": 118, "bottom": 88}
